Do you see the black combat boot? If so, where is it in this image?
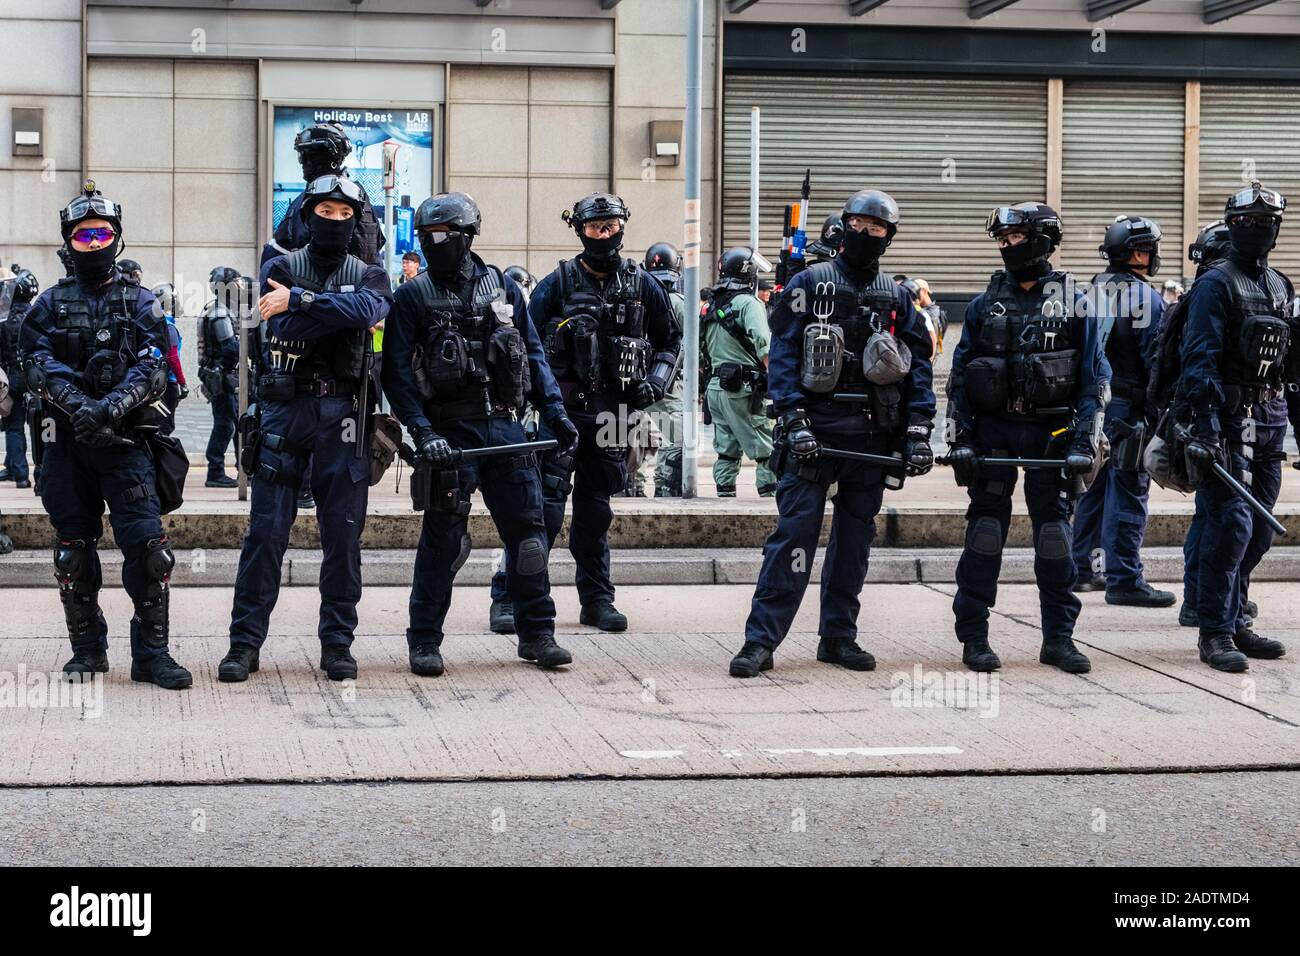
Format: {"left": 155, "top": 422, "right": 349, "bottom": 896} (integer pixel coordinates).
{"left": 218, "top": 644, "right": 260, "bottom": 682}
{"left": 1233, "top": 627, "right": 1285, "bottom": 660}
{"left": 130, "top": 652, "right": 193, "bottom": 690}
{"left": 409, "top": 643, "right": 445, "bottom": 676}
{"left": 961, "top": 637, "right": 1001, "bottom": 672}
{"left": 816, "top": 636, "right": 876, "bottom": 671}
{"left": 1105, "top": 581, "right": 1176, "bottom": 608}
{"left": 1198, "top": 633, "right": 1249, "bottom": 672}
{"left": 489, "top": 598, "right": 516, "bottom": 635}
{"left": 729, "top": 641, "right": 773, "bottom": 678}
{"left": 1040, "top": 637, "right": 1092, "bottom": 673}
{"left": 517, "top": 635, "right": 572, "bottom": 669}
{"left": 716, "top": 484, "right": 737, "bottom": 498}
{"left": 580, "top": 601, "right": 628, "bottom": 632}
{"left": 205, "top": 473, "right": 237, "bottom": 488}
{"left": 62, "top": 645, "right": 109, "bottom": 680}
{"left": 320, "top": 644, "right": 358, "bottom": 681}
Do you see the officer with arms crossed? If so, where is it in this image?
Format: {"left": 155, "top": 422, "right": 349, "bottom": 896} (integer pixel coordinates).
{"left": 220, "top": 175, "right": 393, "bottom": 683}
{"left": 1175, "top": 183, "right": 1293, "bottom": 671}
{"left": 1070, "top": 215, "right": 1173, "bottom": 606}
{"left": 703, "top": 247, "right": 776, "bottom": 497}
{"left": 20, "top": 182, "right": 192, "bottom": 689}
{"left": 263, "top": 122, "right": 384, "bottom": 268}
{"left": 947, "top": 203, "right": 1109, "bottom": 674}
{"left": 197, "top": 267, "right": 243, "bottom": 487}
{"left": 730, "top": 190, "right": 936, "bottom": 677}
{"left": 383, "top": 193, "right": 579, "bottom": 675}
{"left": 487, "top": 194, "right": 681, "bottom": 635}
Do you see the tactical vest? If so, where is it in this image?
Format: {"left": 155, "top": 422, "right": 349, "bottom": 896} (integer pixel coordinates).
{"left": 964, "top": 269, "right": 1081, "bottom": 417}
{"left": 48, "top": 276, "right": 142, "bottom": 397}
{"left": 198, "top": 301, "right": 236, "bottom": 372}
{"left": 269, "top": 249, "right": 368, "bottom": 385}
{"left": 800, "top": 261, "right": 899, "bottom": 392}
{"left": 543, "top": 257, "right": 650, "bottom": 398}
{"left": 1213, "top": 259, "right": 1292, "bottom": 395}
{"left": 1092, "top": 270, "right": 1155, "bottom": 401}
{"left": 409, "top": 265, "right": 530, "bottom": 416}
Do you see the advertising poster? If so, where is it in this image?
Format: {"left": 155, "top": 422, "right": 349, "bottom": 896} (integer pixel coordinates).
{"left": 272, "top": 106, "right": 434, "bottom": 265}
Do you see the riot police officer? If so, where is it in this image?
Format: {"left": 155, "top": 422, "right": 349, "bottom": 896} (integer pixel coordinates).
{"left": 220, "top": 175, "right": 393, "bottom": 683}
{"left": 1176, "top": 183, "right": 1293, "bottom": 671}
{"left": 117, "top": 259, "right": 143, "bottom": 285}
{"left": 198, "top": 267, "right": 242, "bottom": 487}
{"left": 947, "top": 203, "right": 1108, "bottom": 674}
{"left": 487, "top": 193, "right": 680, "bottom": 635}
{"left": 639, "top": 242, "right": 685, "bottom": 497}
{"left": 703, "top": 247, "right": 775, "bottom": 497}
{"left": 261, "top": 122, "right": 384, "bottom": 267}
{"left": 1, "top": 269, "right": 38, "bottom": 487}
{"left": 19, "top": 181, "right": 192, "bottom": 689}
{"left": 730, "top": 190, "right": 936, "bottom": 677}
{"left": 504, "top": 265, "right": 536, "bottom": 303}
{"left": 1070, "top": 215, "right": 1172, "bottom": 606}
{"left": 806, "top": 213, "right": 844, "bottom": 264}
{"left": 150, "top": 282, "right": 187, "bottom": 437}
{"left": 382, "top": 192, "right": 579, "bottom": 675}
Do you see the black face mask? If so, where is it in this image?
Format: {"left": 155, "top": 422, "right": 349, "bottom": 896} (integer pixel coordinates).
{"left": 579, "top": 228, "right": 624, "bottom": 271}
{"left": 308, "top": 214, "right": 356, "bottom": 273}
{"left": 1228, "top": 220, "right": 1279, "bottom": 262}
{"left": 840, "top": 230, "right": 889, "bottom": 272}
{"left": 300, "top": 150, "right": 338, "bottom": 183}
{"left": 420, "top": 232, "right": 472, "bottom": 280}
{"left": 71, "top": 239, "right": 120, "bottom": 287}
{"left": 999, "top": 235, "right": 1053, "bottom": 282}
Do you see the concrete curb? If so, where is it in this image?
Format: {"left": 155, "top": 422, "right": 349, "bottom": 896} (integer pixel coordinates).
{"left": 2, "top": 546, "right": 1297, "bottom": 588}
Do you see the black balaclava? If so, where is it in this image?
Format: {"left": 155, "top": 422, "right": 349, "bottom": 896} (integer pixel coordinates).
{"left": 579, "top": 225, "right": 625, "bottom": 273}
{"left": 840, "top": 230, "right": 889, "bottom": 274}
{"left": 70, "top": 235, "right": 121, "bottom": 287}
{"left": 1000, "top": 233, "right": 1054, "bottom": 283}
{"left": 420, "top": 230, "right": 473, "bottom": 282}
{"left": 300, "top": 148, "right": 339, "bottom": 185}
{"left": 1228, "top": 218, "right": 1279, "bottom": 266}
{"left": 307, "top": 212, "right": 356, "bottom": 277}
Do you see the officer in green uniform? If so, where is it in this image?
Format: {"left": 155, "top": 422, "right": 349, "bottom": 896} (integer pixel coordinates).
{"left": 703, "top": 247, "right": 775, "bottom": 496}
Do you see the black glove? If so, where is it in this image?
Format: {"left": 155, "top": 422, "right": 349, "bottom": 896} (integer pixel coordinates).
{"left": 782, "top": 409, "right": 820, "bottom": 461}
{"left": 627, "top": 381, "right": 661, "bottom": 411}
{"left": 903, "top": 425, "right": 933, "bottom": 477}
{"left": 70, "top": 398, "right": 114, "bottom": 447}
{"left": 946, "top": 443, "right": 979, "bottom": 487}
{"left": 546, "top": 407, "right": 580, "bottom": 457}
{"left": 1064, "top": 433, "right": 1095, "bottom": 476}
{"left": 414, "top": 428, "right": 455, "bottom": 469}
{"left": 1184, "top": 431, "right": 1223, "bottom": 488}
{"left": 178, "top": 384, "right": 189, "bottom": 401}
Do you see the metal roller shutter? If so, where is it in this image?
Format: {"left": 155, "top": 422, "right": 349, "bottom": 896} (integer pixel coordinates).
{"left": 722, "top": 73, "right": 1047, "bottom": 296}
{"left": 1199, "top": 83, "right": 1300, "bottom": 281}
{"left": 1059, "top": 82, "right": 1185, "bottom": 283}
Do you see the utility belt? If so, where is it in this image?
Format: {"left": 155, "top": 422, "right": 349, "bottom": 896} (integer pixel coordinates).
{"left": 1223, "top": 381, "right": 1283, "bottom": 416}
{"left": 963, "top": 350, "right": 1079, "bottom": 419}
{"left": 257, "top": 372, "right": 356, "bottom": 402}
{"left": 422, "top": 396, "right": 517, "bottom": 427}
{"left": 710, "top": 362, "right": 764, "bottom": 393}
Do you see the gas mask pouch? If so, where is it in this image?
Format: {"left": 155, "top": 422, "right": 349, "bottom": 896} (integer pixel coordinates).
{"left": 863, "top": 329, "right": 912, "bottom": 386}
{"left": 800, "top": 323, "right": 844, "bottom": 393}
{"left": 716, "top": 362, "right": 746, "bottom": 392}
{"left": 487, "top": 323, "right": 530, "bottom": 409}
{"left": 871, "top": 383, "right": 902, "bottom": 431}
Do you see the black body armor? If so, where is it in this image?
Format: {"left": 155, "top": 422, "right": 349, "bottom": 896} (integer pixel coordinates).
{"left": 48, "top": 276, "right": 143, "bottom": 398}
{"left": 1213, "top": 259, "right": 1293, "bottom": 401}
{"left": 1092, "top": 270, "right": 1153, "bottom": 406}
{"left": 265, "top": 249, "right": 368, "bottom": 393}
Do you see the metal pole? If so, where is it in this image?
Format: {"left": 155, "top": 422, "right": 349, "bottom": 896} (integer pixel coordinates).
{"left": 749, "top": 106, "right": 760, "bottom": 253}
{"left": 681, "top": 0, "right": 704, "bottom": 498}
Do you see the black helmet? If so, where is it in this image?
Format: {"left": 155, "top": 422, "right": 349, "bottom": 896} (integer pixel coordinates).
{"left": 644, "top": 241, "right": 682, "bottom": 279}
{"left": 414, "top": 192, "right": 482, "bottom": 236}
{"left": 209, "top": 266, "right": 241, "bottom": 292}
{"left": 987, "top": 201, "right": 1062, "bottom": 249}
{"left": 563, "top": 193, "right": 630, "bottom": 231}
{"left": 842, "top": 190, "right": 900, "bottom": 241}
{"left": 1225, "top": 181, "right": 1285, "bottom": 222}
{"left": 294, "top": 123, "right": 352, "bottom": 168}
{"left": 118, "top": 258, "right": 143, "bottom": 280}
{"left": 299, "top": 174, "right": 365, "bottom": 222}
{"left": 1188, "top": 219, "right": 1231, "bottom": 266}
{"left": 807, "top": 213, "right": 845, "bottom": 260}
{"left": 718, "top": 246, "right": 758, "bottom": 285}
{"left": 152, "top": 282, "right": 176, "bottom": 316}
{"left": 60, "top": 179, "right": 123, "bottom": 241}
{"left": 1100, "top": 215, "right": 1163, "bottom": 276}
{"left": 12, "top": 269, "right": 39, "bottom": 303}
{"left": 504, "top": 265, "right": 535, "bottom": 290}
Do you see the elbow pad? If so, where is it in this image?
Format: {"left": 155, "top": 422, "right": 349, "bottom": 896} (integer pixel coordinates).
{"left": 646, "top": 349, "right": 682, "bottom": 394}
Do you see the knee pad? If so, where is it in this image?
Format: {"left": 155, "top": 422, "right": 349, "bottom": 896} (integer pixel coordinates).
{"left": 966, "top": 516, "right": 1003, "bottom": 557}
{"left": 516, "top": 534, "right": 547, "bottom": 577}
{"left": 1037, "top": 520, "right": 1071, "bottom": 561}
{"left": 53, "top": 538, "right": 101, "bottom": 644}
{"left": 142, "top": 536, "right": 176, "bottom": 583}
{"left": 53, "top": 538, "right": 97, "bottom": 588}
{"left": 135, "top": 537, "right": 173, "bottom": 648}
{"left": 450, "top": 533, "right": 472, "bottom": 573}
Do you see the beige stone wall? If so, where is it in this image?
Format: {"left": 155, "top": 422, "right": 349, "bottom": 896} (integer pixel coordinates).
{"left": 0, "top": 0, "right": 83, "bottom": 283}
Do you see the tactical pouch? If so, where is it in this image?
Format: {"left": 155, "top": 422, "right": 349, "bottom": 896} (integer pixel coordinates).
{"left": 871, "top": 383, "right": 903, "bottom": 431}
{"left": 258, "top": 372, "right": 296, "bottom": 403}
{"left": 487, "top": 324, "right": 530, "bottom": 409}
{"left": 977, "top": 313, "right": 1011, "bottom": 353}
{"left": 964, "top": 356, "right": 1009, "bottom": 413}
{"left": 367, "top": 413, "right": 404, "bottom": 487}
{"left": 1238, "top": 314, "right": 1289, "bottom": 388}
{"left": 542, "top": 319, "right": 573, "bottom": 379}
{"left": 148, "top": 432, "right": 190, "bottom": 515}
{"left": 607, "top": 336, "right": 650, "bottom": 387}
{"left": 1112, "top": 418, "right": 1146, "bottom": 473}
{"left": 862, "top": 330, "right": 912, "bottom": 386}
{"left": 199, "top": 366, "right": 224, "bottom": 401}
{"left": 573, "top": 324, "right": 601, "bottom": 386}
{"left": 237, "top": 404, "right": 261, "bottom": 478}
{"left": 410, "top": 461, "right": 464, "bottom": 514}
{"left": 83, "top": 349, "right": 126, "bottom": 398}
{"left": 800, "top": 324, "right": 844, "bottom": 393}
{"left": 716, "top": 362, "right": 746, "bottom": 393}
{"left": 1023, "top": 350, "right": 1080, "bottom": 408}
{"left": 427, "top": 327, "right": 472, "bottom": 397}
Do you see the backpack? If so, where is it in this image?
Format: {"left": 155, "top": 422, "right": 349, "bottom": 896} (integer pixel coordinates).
{"left": 1144, "top": 293, "right": 1190, "bottom": 431}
